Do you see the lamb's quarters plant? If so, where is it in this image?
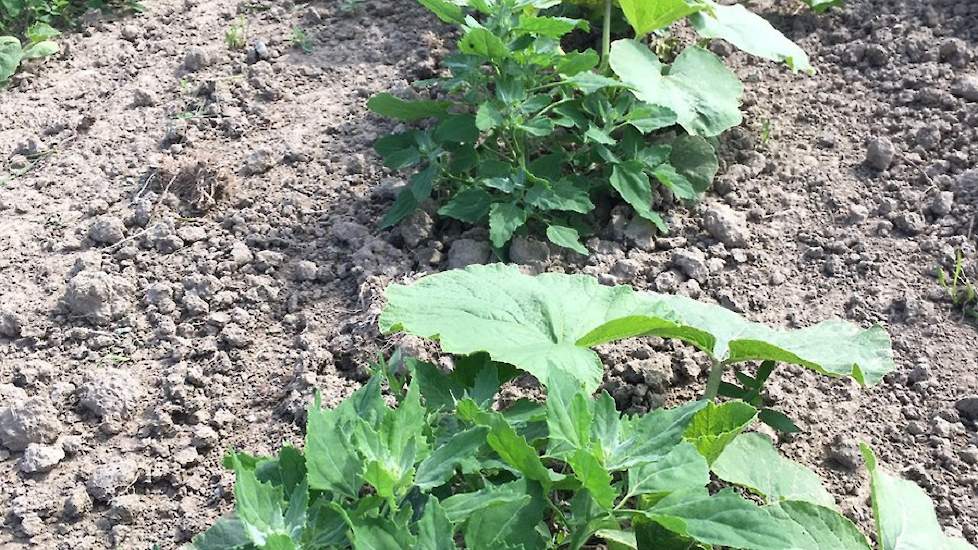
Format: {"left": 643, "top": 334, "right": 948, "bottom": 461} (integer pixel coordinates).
{"left": 1, "top": 0, "right": 143, "bottom": 82}
{"left": 368, "top": 0, "right": 814, "bottom": 253}
{"left": 186, "top": 357, "right": 974, "bottom": 549}
{"left": 379, "top": 264, "right": 895, "bottom": 415}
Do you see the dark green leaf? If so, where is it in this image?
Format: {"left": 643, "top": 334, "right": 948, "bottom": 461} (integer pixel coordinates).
{"left": 667, "top": 135, "right": 718, "bottom": 196}
{"left": 569, "top": 448, "right": 617, "bottom": 509}
{"left": 759, "top": 408, "right": 801, "bottom": 434}
{"left": 459, "top": 27, "right": 508, "bottom": 61}
{"left": 435, "top": 114, "right": 479, "bottom": 143}
{"left": 627, "top": 105, "right": 678, "bottom": 133}
{"left": 380, "top": 164, "right": 437, "bottom": 228}
{"left": 610, "top": 161, "right": 667, "bottom": 232}
{"left": 526, "top": 181, "right": 593, "bottom": 214}
{"left": 488, "top": 202, "right": 527, "bottom": 248}
{"left": 231, "top": 455, "right": 287, "bottom": 544}
{"left": 440, "top": 482, "right": 531, "bottom": 522}
{"left": 585, "top": 124, "right": 616, "bottom": 145}
{"left": 439, "top": 188, "right": 492, "bottom": 223}
{"left": 518, "top": 117, "right": 555, "bottom": 137}
{"left": 305, "top": 406, "right": 362, "bottom": 498}
{"left": 546, "top": 225, "right": 588, "bottom": 255}
{"left": 462, "top": 480, "right": 546, "bottom": 549}
{"left": 557, "top": 49, "right": 600, "bottom": 76}
{"left": 415, "top": 427, "right": 490, "bottom": 490}
{"left": 642, "top": 487, "right": 796, "bottom": 549}
{"left": 191, "top": 517, "right": 252, "bottom": 549}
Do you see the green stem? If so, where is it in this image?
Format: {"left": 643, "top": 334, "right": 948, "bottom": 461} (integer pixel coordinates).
{"left": 600, "top": 0, "right": 612, "bottom": 72}
{"left": 703, "top": 359, "right": 725, "bottom": 401}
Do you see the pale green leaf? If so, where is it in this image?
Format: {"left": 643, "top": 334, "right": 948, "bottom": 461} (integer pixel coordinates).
{"left": 610, "top": 41, "right": 742, "bottom": 137}
{"left": 0, "top": 36, "right": 23, "bottom": 83}
{"left": 861, "top": 444, "right": 977, "bottom": 550}
{"left": 367, "top": 93, "right": 451, "bottom": 121}
{"left": 690, "top": 2, "right": 813, "bottom": 73}
{"left": 21, "top": 39, "right": 57, "bottom": 60}
{"left": 417, "top": 497, "right": 457, "bottom": 550}
{"left": 712, "top": 432, "right": 835, "bottom": 507}
{"left": 380, "top": 265, "right": 896, "bottom": 392}
{"left": 765, "top": 501, "right": 872, "bottom": 550}
{"left": 569, "top": 447, "right": 617, "bottom": 509}
{"left": 617, "top": 0, "right": 708, "bottom": 37}
{"left": 417, "top": 0, "right": 465, "bottom": 23}
{"left": 627, "top": 441, "right": 709, "bottom": 497}
{"left": 642, "top": 487, "right": 796, "bottom": 549}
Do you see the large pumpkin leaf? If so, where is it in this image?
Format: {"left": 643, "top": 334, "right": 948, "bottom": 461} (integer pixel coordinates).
{"left": 690, "top": 2, "right": 813, "bottom": 74}
{"left": 380, "top": 264, "right": 676, "bottom": 391}
{"left": 381, "top": 265, "right": 894, "bottom": 391}
{"left": 609, "top": 41, "right": 742, "bottom": 137}
{"left": 577, "top": 291, "right": 895, "bottom": 386}
{"left": 861, "top": 445, "right": 977, "bottom": 550}
{"left": 712, "top": 432, "right": 835, "bottom": 507}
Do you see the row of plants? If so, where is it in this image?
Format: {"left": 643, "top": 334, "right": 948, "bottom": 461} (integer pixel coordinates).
{"left": 367, "top": 0, "right": 820, "bottom": 254}
{"left": 0, "top": 0, "right": 142, "bottom": 83}
{"left": 187, "top": 265, "right": 973, "bottom": 549}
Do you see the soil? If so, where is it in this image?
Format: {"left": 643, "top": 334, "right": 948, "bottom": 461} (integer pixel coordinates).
{"left": 1, "top": 0, "right": 977, "bottom": 548}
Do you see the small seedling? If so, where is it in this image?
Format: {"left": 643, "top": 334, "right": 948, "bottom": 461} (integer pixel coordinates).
{"left": 339, "top": 0, "right": 363, "bottom": 14}
{"left": 760, "top": 118, "right": 774, "bottom": 145}
{"left": 224, "top": 17, "right": 247, "bottom": 50}
{"left": 937, "top": 250, "right": 978, "bottom": 321}
{"left": 289, "top": 26, "right": 313, "bottom": 54}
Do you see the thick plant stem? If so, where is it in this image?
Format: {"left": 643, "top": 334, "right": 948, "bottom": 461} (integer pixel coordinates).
{"left": 703, "top": 359, "right": 725, "bottom": 401}
{"left": 600, "top": 0, "right": 612, "bottom": 71}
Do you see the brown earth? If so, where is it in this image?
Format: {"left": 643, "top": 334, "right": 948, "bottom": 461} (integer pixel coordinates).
{"left": 0, "top": 0, "right": 976, "bottom": 548}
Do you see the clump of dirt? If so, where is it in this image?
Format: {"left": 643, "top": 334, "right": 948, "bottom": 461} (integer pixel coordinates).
{"left": 148, "top": 155, "right": 237, "bottom": 214}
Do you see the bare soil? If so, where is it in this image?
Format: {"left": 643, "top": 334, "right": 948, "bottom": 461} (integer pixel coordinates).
{"left": 1, "top": 0, "right": 976, "bottom": 548}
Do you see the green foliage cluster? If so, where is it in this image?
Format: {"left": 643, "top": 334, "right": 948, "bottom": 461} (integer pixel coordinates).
{"left": 368, "top": 0, "right": 813, "bottom": 253}
{"left": 188, "top": 266, "right": 974, "bottom": 549}
{"left": 0, "top": 0, "right": 142, "bottom": 82}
